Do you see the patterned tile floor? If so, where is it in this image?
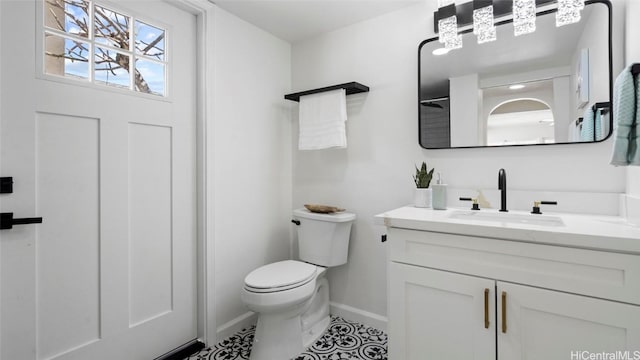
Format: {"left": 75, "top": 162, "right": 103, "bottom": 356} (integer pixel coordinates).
{"left": 184, "top": 316, "right": 387, "bottom": 360}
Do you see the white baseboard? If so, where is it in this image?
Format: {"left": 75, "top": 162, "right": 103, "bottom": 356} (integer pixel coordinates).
{"left": 216, "top": 311, "right": 257, "bottom": 341}
{"left": 329, "top": 302, "right": 388, "bottom": 331}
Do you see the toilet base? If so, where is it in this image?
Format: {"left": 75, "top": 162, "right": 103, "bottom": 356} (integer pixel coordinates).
{"left": 250, "top": 310, "right": 305, "bottom": 360}
{"left": 301, "top": 277, "right": 330, "bottom": 348}
{"left": 302, "top": 314, "right": 330, "bottom": 348}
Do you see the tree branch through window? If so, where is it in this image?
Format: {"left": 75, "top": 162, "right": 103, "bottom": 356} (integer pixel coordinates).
{"left": 45, "top": 0, "right": 164, "bottom": 95}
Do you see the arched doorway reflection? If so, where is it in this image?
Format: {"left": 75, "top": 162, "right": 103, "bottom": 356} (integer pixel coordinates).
{"left": 486, "top": 98, "right": 554, "bottom": 146}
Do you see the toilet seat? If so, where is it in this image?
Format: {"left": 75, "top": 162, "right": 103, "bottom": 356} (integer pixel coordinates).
{"left": 244, "top": 260, "right": 317, "bottom": 293}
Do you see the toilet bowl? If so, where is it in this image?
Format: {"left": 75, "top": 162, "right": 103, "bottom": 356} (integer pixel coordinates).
{"left": 242, "top": 260, "right": 318, "bottom": 314}
{"left": 241, "top": 208, "right": 356, "bottom": 360}
{"left": 241, "top": 261, "right": 329, "bottom": 360}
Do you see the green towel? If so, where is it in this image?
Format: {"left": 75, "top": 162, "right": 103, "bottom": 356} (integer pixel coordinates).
{"left": 631, "top": 78, "right": 640, "bottom": 165}
{"left": 580, "top": 106, "right": 602, "bottom": 142}
{"left": 610, "top": 66, "right": 639, "bottom": 166}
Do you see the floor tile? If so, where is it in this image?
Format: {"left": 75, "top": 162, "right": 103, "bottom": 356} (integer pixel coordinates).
{"left": 184, "top": 316, "right": 387, "bottom": 360}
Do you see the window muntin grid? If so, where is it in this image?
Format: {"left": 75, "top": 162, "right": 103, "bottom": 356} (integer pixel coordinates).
{"left": 43, "top": 0, "right": 167, "bottom": 97}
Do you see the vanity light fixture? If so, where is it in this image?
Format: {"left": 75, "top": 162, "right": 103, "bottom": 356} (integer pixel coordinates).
{"left": 556, "top": 0, "right": 585, "bottom": 27}
{"left": 436, "top": 0, "right": 463, "bottom": 50}
{"left": 513, "top": 0, "right": 536, "bottom": 36}
{"left": 473, "top": 0, "right": 496, "bottom": 44}
{"left": 509, "top": 84, "right": 525, "bottom": 90}
{"left": 433, "top": 0, "right": 582, "bottom": 50}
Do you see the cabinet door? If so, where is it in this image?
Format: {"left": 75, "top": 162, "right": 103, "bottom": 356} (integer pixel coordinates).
{"left": 498, "top": 282, "right": 640, "bottom": 360}
{"left": 389, "top": 263, "right": 496, "bottom": 360}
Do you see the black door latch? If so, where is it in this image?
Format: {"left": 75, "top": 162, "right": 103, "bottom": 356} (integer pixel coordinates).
{"left": 0, "top": 212, "right": 43, "bottom": 230}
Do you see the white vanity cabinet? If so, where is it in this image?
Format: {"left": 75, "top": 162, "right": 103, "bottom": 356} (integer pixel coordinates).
{"left": 497, "top": 281, "right": 640, "bottom": 359}
{"left": 389, "top": 263, "right": 496, "bottom": 359}
{"left": 385, "top": 225, "right": 640, "bottom": 360}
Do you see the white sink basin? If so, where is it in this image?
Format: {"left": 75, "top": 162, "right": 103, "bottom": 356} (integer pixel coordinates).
{"left": 448, "top": 210, "right": 565, "bottom": 227}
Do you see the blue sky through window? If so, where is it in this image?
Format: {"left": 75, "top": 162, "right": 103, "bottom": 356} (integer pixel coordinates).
{"left": 136, "top": 58, "right": 165, "bottom": 96}
{"left": 135, "top": 21, "right": 165, "bottom": 61}
{"left": 63, "top": 0, "right": 88, "bottom": 37}
{"left": 94, "top": 47, "right": 130, "bottom": 88}
{"left": 94, "top": 5, "right": 130, "bottom": 50}
{"left": 45, "top": 0, "right": 167, "bottom": 96}
{"left": 64, "top": 38, "right": 89, "bottom": 78}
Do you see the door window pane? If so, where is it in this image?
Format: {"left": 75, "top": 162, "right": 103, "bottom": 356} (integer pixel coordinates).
{"left": 135, "top": 21, "right": 164, "bottom": 61}
{"left": 94, "top": 47, "right": 130, "bottom": 88}
{"left": 135, "top": 58, "right": 165, "bottom": 96}
{"left": 45, "top": 33, "right": 90, "bottom": 80}
{"left": 94, "top": 5, "right": 130, "bottom": 50}
{"left": 44, "top": 0, "right": 90, "bottom": 38}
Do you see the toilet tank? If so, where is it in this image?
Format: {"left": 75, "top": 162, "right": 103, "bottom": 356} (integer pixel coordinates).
{"left": 293, "top": 208, "right": 356, "bottom": 267}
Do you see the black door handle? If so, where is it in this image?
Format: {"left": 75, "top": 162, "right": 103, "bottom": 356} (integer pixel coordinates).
{"left": 0, "top": 212, "right": 43, "bottom": 230}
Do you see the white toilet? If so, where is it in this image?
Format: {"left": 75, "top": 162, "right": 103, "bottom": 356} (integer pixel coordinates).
{"left": 241, "top": 208, "right": 356, "bottom": 360}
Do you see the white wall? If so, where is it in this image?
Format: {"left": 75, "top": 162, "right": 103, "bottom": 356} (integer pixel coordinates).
{"left": 211, "top": 6, "right": 292, "bottom": 336}
{"left": 553, "top": 76, "right": 571, "bottom": 141}
{"left": 291, "top": 0, "right": 626, "bottom": 321}
{"left": 450, "top": 73, "right": 480, "bottom": 147}
{"left": 486, "top": 110, "right": 555, "bottom": 145}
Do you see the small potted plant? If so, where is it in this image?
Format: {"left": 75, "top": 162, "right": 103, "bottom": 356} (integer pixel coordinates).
{"left": 413, "top": 161, "right": 434, "bottom": 208}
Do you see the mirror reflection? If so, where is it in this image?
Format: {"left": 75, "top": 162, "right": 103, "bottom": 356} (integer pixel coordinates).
{"left": 419, "top": 1, "right": 611, "bottom": 149}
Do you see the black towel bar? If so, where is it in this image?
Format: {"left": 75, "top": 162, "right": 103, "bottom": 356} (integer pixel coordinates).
{"left": 632, "top": 63, "right": 640, "bottom": 76}
{"left": 284, "top": 82, "right": 369, "bottom": 102}
{"left": 591, "top": 102, "right": 610, "bottom": 111}
{"left": 592, "top": 102, "right": 610, "bottom": 117}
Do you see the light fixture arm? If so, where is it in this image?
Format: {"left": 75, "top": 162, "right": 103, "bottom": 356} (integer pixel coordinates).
{"left": 473, "top": 0, "right": 493, "bottom": 11}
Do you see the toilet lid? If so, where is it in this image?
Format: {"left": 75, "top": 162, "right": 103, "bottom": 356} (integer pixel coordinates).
{"left": 244, "top": 260, "right": 317, "bottom": 290}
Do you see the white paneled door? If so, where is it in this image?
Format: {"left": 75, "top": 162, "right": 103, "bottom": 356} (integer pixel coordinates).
{"left": 0, "top": 1, "right": 197, "bottom": 359}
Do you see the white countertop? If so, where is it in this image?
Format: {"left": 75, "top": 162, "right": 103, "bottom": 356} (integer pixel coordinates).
{"left": 375, "top": 206, "right": 640, "bottom": 254}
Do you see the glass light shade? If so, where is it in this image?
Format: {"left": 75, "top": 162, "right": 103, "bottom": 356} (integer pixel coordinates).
{"left": 556, "top": 0, "right": 585, "bottom": 26}
{"left": 438, "top": 15, "right": 463, "bottom": 49}
{"left": 473, "top": 5, "right": 497, "bottom": 44}
{"left": 513, "top": 0, "right": 536, "bottom": 36}
{"left": 444, "top": 33, "right": 463, "bottom": 49}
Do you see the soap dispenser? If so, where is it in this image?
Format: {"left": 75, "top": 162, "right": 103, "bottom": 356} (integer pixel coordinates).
{"left": 432, "top": 172, "right": 447, "bottom": 210}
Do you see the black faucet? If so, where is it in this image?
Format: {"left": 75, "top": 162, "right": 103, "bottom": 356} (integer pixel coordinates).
{"left": 498, "top": 168, "right": 508, "bottom": 212}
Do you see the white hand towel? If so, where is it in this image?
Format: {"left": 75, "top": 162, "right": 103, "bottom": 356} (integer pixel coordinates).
{"left": 298, "top": 89, "right": 347, "bottom": 150}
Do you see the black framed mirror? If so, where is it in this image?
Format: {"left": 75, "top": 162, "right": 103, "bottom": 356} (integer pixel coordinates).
{"left": 418, "top": 0, "right": 612, "bottom": 149}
